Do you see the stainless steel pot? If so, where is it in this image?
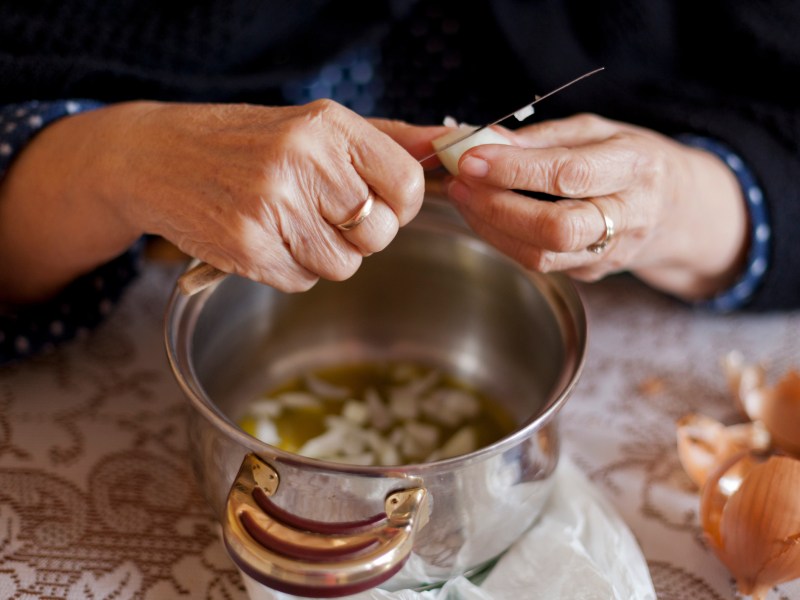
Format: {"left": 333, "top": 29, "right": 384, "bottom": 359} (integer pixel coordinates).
{"left": 164, "top": 198, "right": 587, "bottom": 597}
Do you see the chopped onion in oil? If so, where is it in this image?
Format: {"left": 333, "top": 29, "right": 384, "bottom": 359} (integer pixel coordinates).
{"left": 238, "top": 362, "right": 515, "bottom": 466}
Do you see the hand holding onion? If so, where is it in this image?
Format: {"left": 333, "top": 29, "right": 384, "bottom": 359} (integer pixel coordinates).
{"left": 438, "top": 113, "right": 750, "bottom": 302}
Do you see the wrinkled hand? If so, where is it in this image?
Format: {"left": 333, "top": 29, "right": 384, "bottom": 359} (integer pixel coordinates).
{"left": 445, "top": 114, "right": 749, "bottom": 299}
{"left": 104, "top": 100, "right": 430, "bottom": 291}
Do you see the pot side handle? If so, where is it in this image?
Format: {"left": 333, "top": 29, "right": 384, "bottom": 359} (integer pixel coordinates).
{"left": 223, "top": 453, "right": 427, "bottom": 598}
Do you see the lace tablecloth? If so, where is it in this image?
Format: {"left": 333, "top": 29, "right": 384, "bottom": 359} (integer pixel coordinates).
{"left": 1, "top": 261, "right": 798, "bottom": 600}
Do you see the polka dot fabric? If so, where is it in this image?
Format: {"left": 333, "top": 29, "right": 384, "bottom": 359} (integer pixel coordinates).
{"left": 0, "top": 248, "right": 142, "bottom": 365}
{"left": 1, "top": 100, "right": 103, "bottom": 155}
{"left": 282, "top": 0, "right": 530, "bottom": 125}
{"left": 0, "top": 100, "right": 142, "bottom": 365}
{"left": 282, "top": 43, "right": 384, "bottom": 117}
{"left": 677, "top": 134, "right": 771, "bottom": 312}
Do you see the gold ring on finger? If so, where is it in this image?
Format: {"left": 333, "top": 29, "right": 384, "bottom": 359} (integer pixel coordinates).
{"left": 336, "top": 190, "right": 375, "bottom": 231}
{"left": 586, "top": 200, "right": 615, "bottom": 254}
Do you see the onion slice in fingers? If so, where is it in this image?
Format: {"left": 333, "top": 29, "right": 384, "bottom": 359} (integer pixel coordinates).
{"left": 432, "top": 126, "right": 511, "bottom": 175}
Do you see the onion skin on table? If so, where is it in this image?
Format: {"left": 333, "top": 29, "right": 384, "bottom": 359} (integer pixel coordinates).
{"left": 678, "top": 352, "right": 800, "bottom": 597}
{"left": 675, "top": 413, "right": 769, "bottom": 488}
{"left": 700, "top": 453, "right": 800, "bottom": 600}
{"left": 721, "top": 351, "right": 800, "bottom": 457}
{"left": 757, "top": 370, "right": 800, "bottom": 456}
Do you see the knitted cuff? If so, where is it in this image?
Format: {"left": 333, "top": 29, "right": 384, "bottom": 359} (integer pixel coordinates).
{"left": 1, "top": 100, "right": 105, "bottom": 170}
{"left": 676, "top": 134, "right": 771, "bottom": 312}
{"left": 0, "top": 99, "right": 142, "bottom": 365}
{"left": 0, "top": 245, "right": 143, "bottom": 364}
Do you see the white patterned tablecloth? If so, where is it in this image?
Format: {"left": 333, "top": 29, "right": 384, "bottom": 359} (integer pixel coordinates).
{"left": 1, "top": 261, "right": 798, "bottom": 599}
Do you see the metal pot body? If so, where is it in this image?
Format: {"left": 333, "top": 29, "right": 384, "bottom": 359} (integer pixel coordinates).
{"left": 165, "top": 199, "right": 587, "bottom": 595}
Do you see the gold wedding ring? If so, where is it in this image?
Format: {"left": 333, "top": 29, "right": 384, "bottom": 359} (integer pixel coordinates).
{"left": 587, "top": 201, "right": 615, "bottom": 254}
{"left": 336, "top": 191, "right": 375, "bottom": 231}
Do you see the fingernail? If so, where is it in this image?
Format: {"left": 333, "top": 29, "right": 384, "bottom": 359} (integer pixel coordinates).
{"left": 459, "top": 156, "right": 489, "bottom": 178}
{"left": 447, "top": 180, "right": 472, "bottom": 204}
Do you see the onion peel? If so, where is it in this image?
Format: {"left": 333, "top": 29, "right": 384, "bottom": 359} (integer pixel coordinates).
{"left": 676, "top": 413, "right": 769, "bottom": 488}
{"left": 759, "top": 369, "right": 800, "bottom": 456}
{"left": 721, "top": 350, "right": 767, "bottom": 421}
{"left": 701, "top": 454, "right": 800, "bottom": 600}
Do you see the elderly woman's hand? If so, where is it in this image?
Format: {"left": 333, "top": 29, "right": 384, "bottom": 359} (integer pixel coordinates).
{"left": 109, "top": 100, "right": 430, "bottom": 291}
{"left": 445, "top": 114, "right": 750, "bottom": 300}
{"left": 0, "top": 100, "right": 436, "bottom": 301}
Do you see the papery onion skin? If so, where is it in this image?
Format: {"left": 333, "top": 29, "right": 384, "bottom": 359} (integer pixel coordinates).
{"left": 700, "top": 451, "right": 760, "bottom": 552}
{"left": 760, "top": 370, "right": 800, "bottom": 456}
{"left": 701, "top": 454, "right": 800, "bottom": 600}
{"left": 676, "top": 413, "right": 769, "bottom": 488}
{"left": 720, "top": 351, "right": 767, "bottom": 421}
{"left": 677, "top": 414, "right": 727, "bottom": 488}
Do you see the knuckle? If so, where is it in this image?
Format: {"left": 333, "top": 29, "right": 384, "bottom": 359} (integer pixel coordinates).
{"left": 284, "top": 100, "right": 347, "bottom": 144}
{"left": 536, "top": 251, "right": 559, "bottom": 273}
{"left": 327, "top": 252, "right": 362, "bottom": 282}
{"left": 277, "top": 119, "right": 314, "bottom": 153}
{"left": 271, "top": 274, "right": 318, "bottom": 293}
{"left": 366, "top": 212, "right": 399, "bottom": 253}
{"left": 363, "top": 237, "right": 389, "bottom": 254}
{"left": 306, "top": 97, "right": 341, "bottom": 118}
{"left": 402, "top": 161, "right": 426, "bottom": 201}
{"left": 392, "top": 163, "right": 425, "bottom": 224}
{"left": 579, "top": 269, "right": 605, "bottom": 283}
{"left": 524, "top": 249, "right": 559, "bottom": 273}
{"left": 572, "top": 112, "right": 605, "bottom": 129}
{"left": 505, "top": 155, "right": 532, "bottom": 189}
{"left": 548, "top": 219, "right": 583, "bottom": 252}
{"left": 474, "top": 194, "right": 509, "bottom": 229}
{"left": 636, "top": 144, "right": 665, "bottom": 179}
{"left": 552, "top": 155, "right": 593, "bottom": 197}
{"left": 568, "top": 269, "right": 600, "bottom": 283}
{"left": 287, "top": 277, "right": 318, "bottom": 293}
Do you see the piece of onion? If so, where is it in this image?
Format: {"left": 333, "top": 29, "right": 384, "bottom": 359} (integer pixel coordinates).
{"left": 432, "top": 125, "right": 511, "bottom": 175}
{"left": 676, "top": 413, "right": 770, "bottom": 488}
{"left": 720, "top": 352, "right": 800, "bottom": 456}
{"left": 245, "top": 366, "right": 493, "bottom": 466}
{"left": 758, "top": 369, "right": 800, "bottom": 456}
{"left": 437, "top": 426, "right": 477, "bottom": 460}
{"left": 342, "top": 400, "right": 369, "bottom": 426}
{"left": 701, "top": 453, "right": 800, "bottom": 600}
{"left": 721, "top": 351, "right": 767, "bottom": 421}
{"left": 421, "top": 388, "right": 480, "bottom": 427}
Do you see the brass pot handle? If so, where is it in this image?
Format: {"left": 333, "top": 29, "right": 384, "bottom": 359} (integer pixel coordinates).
{"left": 177, "top": 262, "right": 226, "bottom": 296}
{"left": 223, "top": 453, "right": 427, "bottom": 597}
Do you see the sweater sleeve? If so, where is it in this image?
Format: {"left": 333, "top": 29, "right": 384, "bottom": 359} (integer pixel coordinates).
{"left": 0, "top": 100, "right": 142, "bottom": 365}
{"left": 676, "top": 135, "right": 770, "bottom": 312}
